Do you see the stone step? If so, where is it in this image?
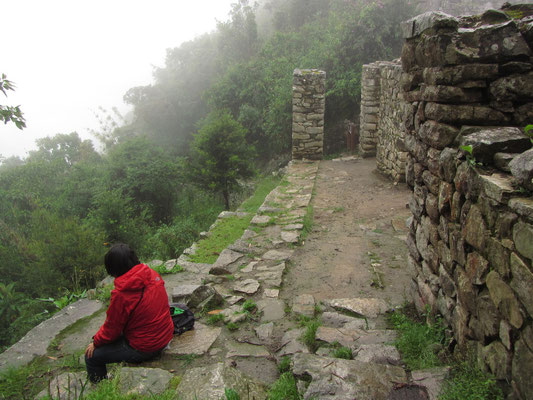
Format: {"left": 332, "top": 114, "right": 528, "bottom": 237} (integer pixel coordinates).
{"left": 292, "top": 353, "right": 407, "bottom": 400}
{"left": 316, "top": 326, "right": 397, "bottom": 349}
{"left": 324, "top": 297, "right": 391, "bottom": 319}
{"left": 176, "top": 362, "right": 268, "bottom": 400}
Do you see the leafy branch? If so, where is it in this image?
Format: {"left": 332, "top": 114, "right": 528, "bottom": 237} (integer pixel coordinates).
{"left": 459, "top": 145, "right": 482, "bottom": 167}
{"left": 0, "top": 73, "right": 26, "bottom": 130}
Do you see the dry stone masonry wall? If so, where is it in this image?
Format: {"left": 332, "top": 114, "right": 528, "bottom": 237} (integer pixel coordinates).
{"left": 360, "top": 61, "right": 410, "bottom": 182}
{"left": 292, "top": 69, "right": 326, "bottom": 160}
{"left": 396, "top": 5, "right": 533, "bottom": 399}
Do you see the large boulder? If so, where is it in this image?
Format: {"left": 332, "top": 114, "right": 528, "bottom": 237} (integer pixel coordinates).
{"left": 175, "top": 363, "right": 267, "bottom": 400}
{"left": 171, "top": 284, "right": 223, "bottom": 311}
{"left": 509, "top": 148, "right": 533, "bottom": 191}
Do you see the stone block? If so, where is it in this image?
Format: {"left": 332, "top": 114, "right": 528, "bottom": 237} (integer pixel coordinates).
{"left": 418, "top": 121, "right": 459, "bottom": 150}
{"left": 509, "top": 148, "right": 533, "bottom": 192}
{"left": 401, "top": 11, "right": 458, "bottom": 39}
{"left": 466, "top": 252, "right": 489, "bottom": 286}
{"left": 490, "top": 72, "right": 533, "bottom": 101}
{"left": 513, "top": 221, "right": 533, "bottom": 261}
{"left": 486, "top": 271, "right": 523, "bottom": 329}
{"left": 423, "top": 64, "right": 499, "bottom": 86}
{"left": 479, "top": 172, "right": 515, "bottom": 203}
{"left": 175, "top": 363, "right": 267, "bottom": 400}
{"left": 421, "top": 85, "right": 483, "bottom": 104}
{"left": 459, "top": 127, "right": 530, "bottom": 165}
{"left": 510, "top": 252, "right": 533, "bottom": 318}
{"left": 425, "top": 103, "right": 509, "bottom": 125}
{"left": 512, "top": 335, "right": 533, "bottom": 399}
{"left": 481, "top": 341, "right": 511, "bottom": 380}
{"left": 463, "top": 205, "right": 486, "bottom": 251}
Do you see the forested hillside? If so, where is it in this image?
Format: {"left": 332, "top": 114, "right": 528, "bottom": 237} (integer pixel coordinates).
{"left": 0, "top": 0, "right": 493, "bottom": 351}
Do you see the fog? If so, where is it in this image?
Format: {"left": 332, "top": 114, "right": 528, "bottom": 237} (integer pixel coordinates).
{"left": 1, "top": 0, "right": 234, "bottom": 158}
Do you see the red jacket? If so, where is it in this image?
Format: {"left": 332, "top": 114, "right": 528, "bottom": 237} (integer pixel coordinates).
{"left": 93, "top": 264, "right": 174, "bottom": 352}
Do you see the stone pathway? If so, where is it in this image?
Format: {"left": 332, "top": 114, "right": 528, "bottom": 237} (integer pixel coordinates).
{"left": 4, "top": 158, "right": 450, "bottom": 399}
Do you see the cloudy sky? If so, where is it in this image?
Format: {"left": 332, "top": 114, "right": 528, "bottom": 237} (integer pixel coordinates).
{"left": 1, "top": 0, "right": 234, "bottom": 158}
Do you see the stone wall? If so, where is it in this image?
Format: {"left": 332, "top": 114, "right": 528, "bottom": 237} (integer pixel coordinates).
{"left": 359, "top": 61, "right": 409, "bottom": 182}
{"left": 292, "top": 69, "right": 326, "bottom": 160}
{"left": 376, "top": 62, "right": 409, "bottom": 183}
{"left": 399, "top": 5, "right": 533, "bottom": 398}
{"left": 359, "top": 64, "right": 381, "bottom": 157}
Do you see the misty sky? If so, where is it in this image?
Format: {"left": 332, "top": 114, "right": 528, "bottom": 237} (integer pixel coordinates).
{"left": 1, "top": 0, "right": 235, "bottom": 158}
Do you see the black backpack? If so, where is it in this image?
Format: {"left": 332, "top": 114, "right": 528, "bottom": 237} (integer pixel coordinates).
{"left": 169, "top": 303, "right": 195, "bottom": 335}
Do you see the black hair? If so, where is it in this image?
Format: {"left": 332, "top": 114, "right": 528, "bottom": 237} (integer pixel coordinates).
{"left": 104, "top": 243, "right": 140, "bottom": 277}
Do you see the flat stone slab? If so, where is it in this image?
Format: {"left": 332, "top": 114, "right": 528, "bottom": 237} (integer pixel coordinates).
{"left": 214, "top": 249, "right": 244, "bottom": 269}
{"left": 241, "top": 261, "right": 258, "bottom": 273}
{"left": 353, "top": 344, "right": 402, "bottom": 366}
{"left": 293, "top": 294, "right": 316, "bottom": 318}
{"left": 218, "top": 211, "right": 250, "bottom": 219}
{"left": 176, "top": 363, "right": 267, "bottom": 400}
{"left": 255, "top": 322, "right": 274, "bottom": 341}
{"left": 221, "top": 305, "right": 247, "bottom": 324}
{"left": 166, "top": 323, "right": 221, "bottom": 356}
{"left": 293, "top": 353, "right": 407, "bottom": 400}
{"left": 411, "top": 367, "right": 451, "bottom": 400}
{"left": 0, "top": 299, "right": 103, "bottom": 371}
{"left": 226, "top": 341, "right": 271, "bottom": 358}
{"left": 277, "top": 329, "right": 309, "bottom": 357}
{"left": 255, "top": 270, "right": 283, "bottom": 287}
{"left": 321, "top": 312, "right": 376, "bottom": 330}
{"left": 257, "top": 299, "right": 286, "bottom": 322}
{"left": 264, "top": 289, "right": 279, "bottom": 298}
{"left": 316, "top": 327, "right": 397, "bottom": 348}
{"left": 36, "top": 372, "right": 89, "bottom": 399}
{"left": 233, "top": 279, "right": 260, "bottom": 294}
{"left": 118, "top": 367, "right": 173, "bottom": 397}
{"left": 171, "top": 284, "right": 223, "bottom": 311}
{"left": 251, "top": 215, "right": 272, "bottom": 225}
{"left": 262, "top": 249, "right": 294, "bottom": 261}
{"left": 281, "top": 231, "right": 299, "bottom": 243}
{"left": 282, "top": 223, "right": 304, "bottom": 231}
{"left": 325, "top": 298, "right": 390, "bottom": 318}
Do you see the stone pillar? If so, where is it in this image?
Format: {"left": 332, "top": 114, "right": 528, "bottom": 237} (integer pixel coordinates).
{"left": 359, "top": 64, "right": 381, "bottom": 157}
{"left": 292, "top": 69, "right": 326, "bottom": 160}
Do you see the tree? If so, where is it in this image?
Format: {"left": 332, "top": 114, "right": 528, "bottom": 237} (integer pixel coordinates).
{"left": 0, "top": 74, "right": 26, "bottom": 129}
{"left": 187, "top": 111, "right": 256, "bottom": 210}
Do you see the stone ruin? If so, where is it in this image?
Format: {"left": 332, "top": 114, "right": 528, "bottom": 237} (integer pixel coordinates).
{"left": 359, "top": 4, "right": 533, "bottom": 398}
{"left": 292, "top": 68, "right": 326, "bottom": 160}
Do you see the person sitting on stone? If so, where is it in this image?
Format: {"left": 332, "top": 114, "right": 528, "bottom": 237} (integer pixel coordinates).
{"left": 85, "top": 243, "right": 173, "bottom": 383}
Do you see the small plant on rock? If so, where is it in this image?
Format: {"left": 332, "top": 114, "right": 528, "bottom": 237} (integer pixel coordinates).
{"left": 278, "top": 356, "right": 292, "bottom": 373}
{"left": 206, "top": 314, "right": 225, "bottom": 325}
{"left": 242, "top": 300, "right": 257, "bottom": 313}
{"left": 226, "top": 322, "right": 239, "bottom": 331}
{"left": 459, "top": 145, "right": 482, "bottom": 167}
{"left": 298, "top": 316, "right": 321, "bottom": 352}
{"left": 333, "top": 346, "right": 353, "bottom": 360}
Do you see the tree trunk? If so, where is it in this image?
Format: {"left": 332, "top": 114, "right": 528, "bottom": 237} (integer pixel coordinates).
{"left": 223, "top": 189, "right": 230, "bottom": 210}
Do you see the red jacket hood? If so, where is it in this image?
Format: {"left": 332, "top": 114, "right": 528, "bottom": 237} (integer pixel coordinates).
{"left": 114, "top": 264, "right": 158, "bottom": 292}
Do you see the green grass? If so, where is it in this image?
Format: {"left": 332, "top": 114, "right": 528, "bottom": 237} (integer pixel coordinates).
{"left": 151, "top": 264, "right": 184, "bottom": 275}
{"left": 299, "top": 204, "right": 314, "bottom": 243}
{"left": 189, "top": 215, "right": 252, "bottom": 263}
{"left": 242, "top": 300, "right": 257, "bottom": 313}
{"left": 267, "top": 372, "right": 301, "bottom": 400}
{"left": 206, "top": 314, "right": 225, "bottom": 325}
{"left": 278, "top": 356, "right": 292, "bottom": 373}
{"left": 333, "top": 346, "right": 353, "bottom": 360}
{"left": 440, "top": 361, "right": 503, "bottom": 400}
{"left": 188, "top": 175, "right": 282, "bottom": 264}
{"left": 388, "top": 309, "right": 446, "bottom": 370}
{"left": 224, "top": 387, "right": 241, "bottom": 400}
{"left": 298, "top": 316, "right": 321, "bottom": 352}
{"left": 226, "top": 322, "right": 239, "bottom": 331}
{"left": 240, "top": 175, "right": 281, "bottom": 212}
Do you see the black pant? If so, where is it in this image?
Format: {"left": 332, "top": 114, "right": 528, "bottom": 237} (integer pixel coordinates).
{"left": 85, "top": 337, "right": 162, "bottom": 383}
